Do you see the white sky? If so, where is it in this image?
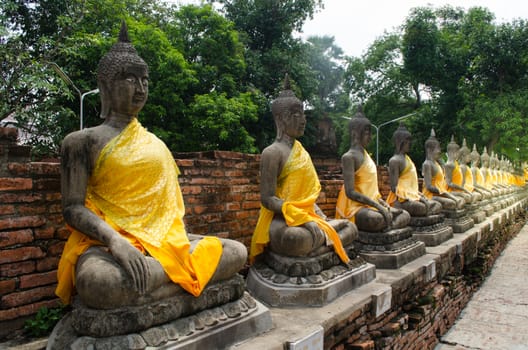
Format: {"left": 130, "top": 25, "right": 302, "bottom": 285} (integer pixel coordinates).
{"left": 302, "top": 0, "right": 528, "bottom": 57}
{"left": 170, "top": 0, "right": 528, "bottom": 57}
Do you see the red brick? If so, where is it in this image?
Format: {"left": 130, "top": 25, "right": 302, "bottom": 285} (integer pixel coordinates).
{"left": 1, "top": 285, "right": 57, "bottom": 308}
{"left": 0, "top": 279, "right": 16, "bottom": 295}
{"left": 33, "top": 178, "right": 60, "bottom": 191}
{"left": 28, "top": 162, "right": 60, "bottom": 176}
{"left": 6, "top": 163, "right": 31, "bottom": 176}
{"left": 17, "top": 205, "right": 46, "bottom": 215}
{"left": 0, "top": 246, "right": 45, "bottom": 264}
{"left": 45, "top": 192, "right": 61, "bottom": 201}
{"left": 242, "top": 201, "right": 260, "bottom": 210}
{"left": 34, "top": 226, "right": 55, "bottom": 240}
{"left": 56, "top": 227, "right": 70, "bottom": 240}
{"left": 190, "top": 177, "right": 215, "bottom": 185}
{"left": 47, "top": 241, "right": 65, "bottom": 256}
{"left": 0, "top": 193, "right": 43, "bottom": 203}
{"left": 176, "top": 159, "right": 194, "bottom": 167}
{"left": 0, "top": 204, "right": 15, "bottom": 215}
{"left": 0, "top": 178, "right": 32, "bottom": 191}
{"left": 48, "top": 204, "right": 62, "bottom": 214}
{"left": 0, "top": 261, "right": 35, "bottom": 277}
{"left": 349, "top": 340, "right": 375, "bottom": 350}
{"left": 19, "top": 271, "right": 57, "bottom": 289}
{"left": 226, "top": 202, "right": 241, "bottom": 211}
{"left": 0, "top": 216, "right": 45, "bottom": 230}
{"left": 0, "top": 229, "right": 33, "bottom": 248}
{"left": 181, "top": 185, "right": 202, "bottom": 195}
{"left": 225, "top": 170, "right": 244, "bottom": 177}
{"left": 36, "top": 257, "right": 59, "bottom": 272}
{"left": 0, "top": 298, "right": 60, "bottom": 321}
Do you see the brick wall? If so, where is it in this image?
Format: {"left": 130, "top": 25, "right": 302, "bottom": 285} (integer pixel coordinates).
{"left": 0, "top": 127, "right": 65, "bottom": 338}
{"left": 0, "top": 131, "right": 348, "bottom": 339}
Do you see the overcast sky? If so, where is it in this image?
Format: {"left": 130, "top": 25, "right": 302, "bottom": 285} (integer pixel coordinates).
{"left": 301, "top": 0, "right": 528, "bottom": 57}
{"left": 171, "top": 0, "right": 528, "bottom": 57}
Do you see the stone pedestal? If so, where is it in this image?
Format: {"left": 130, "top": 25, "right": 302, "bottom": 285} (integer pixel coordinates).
{"left": 409, "top": 214, "right": 453, "bottom": 246}
{"left": 246, "top": 245, "right": 375, "bottom": 307}
{"left": 47, "top": 276, "right": 272, "bottom": 350}
{"left": 355, "top": 227, "right": 426, "bottom": 269}
{"left": 465, "top": 203, "right": 486, "bottom": 224}
{"left": 442, "top": 209, "right": 474, "bottom": 233}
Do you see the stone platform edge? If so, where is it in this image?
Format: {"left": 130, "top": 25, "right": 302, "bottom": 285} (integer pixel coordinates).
{"left": 231, "top": 199, "right": 527, "bottom": 350}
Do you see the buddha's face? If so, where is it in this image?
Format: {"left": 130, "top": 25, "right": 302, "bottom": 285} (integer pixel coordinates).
{"left": 428, "top": 142, "right": 441, "bottom": 160}
{"left": 283, "top": 104, "right": 306, "bottom": 139}
{"left": 401, "top": 135, "right": 412, "bottom": 153}
{"left": 359, "top": 123, "right": 372, "bottom": 147}
{"left": 109, "top": 64, "right": 148, "bottom": 117}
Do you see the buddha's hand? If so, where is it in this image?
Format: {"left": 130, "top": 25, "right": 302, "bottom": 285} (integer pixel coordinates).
{"left": 380, "top": 207, "right": 392, "bottom": 231}
{"left": 109, "top": 236, "right": 150, "bottom": 295}
{"left": 304, "top": 221, "right": 325, "bottom": 249}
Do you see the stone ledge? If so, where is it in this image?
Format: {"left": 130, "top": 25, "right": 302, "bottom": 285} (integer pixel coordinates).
{"left": 232, "top": 199, "right": 528, "bottom": 349}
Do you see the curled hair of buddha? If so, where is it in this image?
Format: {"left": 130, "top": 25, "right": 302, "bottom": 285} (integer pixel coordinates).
{"left": 446, "top": 135, "right": 459, "bottom": 154}
{"left": 424, "top": 128, "right": 439, "bottom": 150}
{"left": 392, "top": 122, "right": 411, "bottom": 151}
{"left": 271, "top": 73, "right": 302, "bottom": 135}
{"left": 349, "top": 105, "right": 371, "bottom": 136}
{"left": 97, "top": 21, "right": 148, "bottom": 118}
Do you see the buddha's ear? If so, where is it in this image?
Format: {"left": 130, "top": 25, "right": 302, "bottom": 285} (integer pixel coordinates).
{"left": 98, "top": 80, "right": 110, "bottom": 119}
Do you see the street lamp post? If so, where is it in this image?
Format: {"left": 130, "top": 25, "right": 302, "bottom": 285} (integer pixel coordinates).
{"left": 80, "top": 89, "right": 99, "bottom": 130}
{"left": 48, "top": 62, "right": 98, "bottom": 130}
{"left": 373, "top": 112, "right": 418, "bottom": 165}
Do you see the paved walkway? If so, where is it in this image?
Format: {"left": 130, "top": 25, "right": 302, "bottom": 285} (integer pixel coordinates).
{"left": 435, "top": 223, "right": 528, "bottom": 350}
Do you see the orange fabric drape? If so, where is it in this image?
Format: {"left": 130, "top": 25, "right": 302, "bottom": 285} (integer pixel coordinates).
{"left": 250, "top": 140, "right": 349, "bottom": 264}
{"left": 56, "top": 119, "right": 222, "bottom": 304}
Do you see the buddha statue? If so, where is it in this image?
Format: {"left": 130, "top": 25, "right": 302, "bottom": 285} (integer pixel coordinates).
{"left": 444, "top": 136, "right": 473, "bottom": 204}
{"left": 49, "top": 22, "right": 261, "bottom": 349}
{"left": 457, "top": 138, "right": 482, "bottom": 202}
{"left": 469, "top": 144, "right": 492, "bottom": 199}
{"left": 422, "top": 129, "right": 464, "bottom": 210}
{"left": 248, "top": 76, "right": 372, "bottom": 306}
{"left": 336, "top": 108, "right": 410, "bottom": 232}
{"left": 250, "top": 74, "right": 356, "bottom": 264}
{"left": 480, "top": 147, "right": 497, "bottom": 192}
{"left": 387, "top": 123, "right": 441, "bottom": 217}
{"left": 335, "top": 109, "right": 425, "bottom": 268}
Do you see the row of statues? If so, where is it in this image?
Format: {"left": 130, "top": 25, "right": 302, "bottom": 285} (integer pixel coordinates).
{"left": 48, "top": 22, "right": 526, "bottom": 349}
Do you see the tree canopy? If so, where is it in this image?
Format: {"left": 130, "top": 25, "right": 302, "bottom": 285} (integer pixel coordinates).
{"left": 2, "top": 1, "right": 528, "bottom": 167}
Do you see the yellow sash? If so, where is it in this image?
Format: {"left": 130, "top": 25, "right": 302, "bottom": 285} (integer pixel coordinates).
{"left": 423, "top": 161, "right": 448, "bottom": 199}
{"left": 250, "top": 141, "right": 349, "bottom": 264}
{"left": 56, "top": 119, "right": 222, "bottom": 304}
{"left": 387, "top": 155, "right": 421, "bottom": 205}
{"left": 463, "top": 166, "right": 474, "bottom": 192}
{"left": 448, "top": 161, "right": 464, "bottom": 191}
{"left": 336, "top": 150, "right": 381, "bottom": 221}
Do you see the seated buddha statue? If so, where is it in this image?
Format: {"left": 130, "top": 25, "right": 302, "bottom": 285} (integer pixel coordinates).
{"left": 480, "top": 147, "right": 500, "bottom": 193}
{"left": 387, "top": 123, "right": 441, "bottom": 216}
{"left": 250, "top": 74, "right": 356, "bottom": 268}
{"left": 55, "top": 22, "right": 247, "bottom": 311}
{"left": 444, "top": 136, "right": 474, "bottom": 204}
{"left": 469, "top": 144, "right": 492, "bottom": 198}
{"left": 422, "top": 129, "right": 464, "bottom": 210}
{"left": 336, "top": 108, "right": 410, "bottom": 232}
{"left": 457, "top": 138, "right": 482, "bottom": 202}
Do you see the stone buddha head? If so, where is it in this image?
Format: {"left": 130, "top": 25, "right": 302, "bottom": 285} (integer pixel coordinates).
{"left": 392, "top": 123, "right": 412, "bottom": 154}
{"left": 271, "top": 74, "right": 305, "bottom": 140}
{"left": 481, "top": 147, "right": 490, "bottom": 168}
{"left": 349, "top": 106, "right": 372, "bottom": 148}
{"left": 97, "top": 21, "right": 149, "bottom": 119}
{"left": 458, "top": 138, "right": 471, "bottom": 165}
{"left": 425, "top": 129, "right": 441, "bottom": 161}
{"left": 470, "top": 144, "right": 480, "bottom": 167}
{"left": 446, "top": 135, "right": 460, "bottom": 161}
